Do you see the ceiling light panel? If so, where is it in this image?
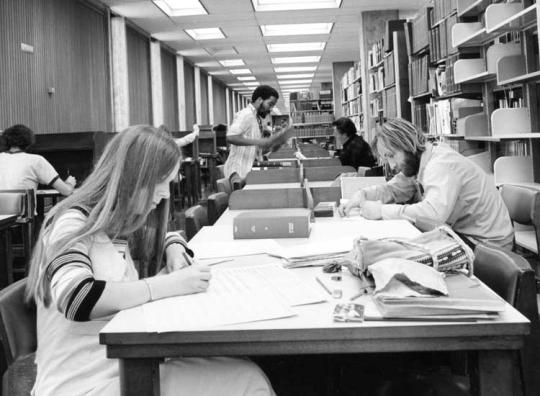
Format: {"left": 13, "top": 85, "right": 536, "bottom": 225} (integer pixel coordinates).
{"left": 277, "top": 74, "right": 314, "bottom": 79}
{"left": 280, "top": 79, "right": 312, "bottom": 85}
{"left": 238, "top": 76, "right": 256, "bottom": 81}
{"left": 185, "top": 28, "right": 225, "bottom": 40}
{"left": 267, "top": 42, "right": 325, "bottom": 52}
{"left": 153, "top": 0, "right": 207, "bottom": 16}
{"left": 275, "top": 66, "right": 317, "bottom": 72}
{"left": 243, "top": 82, "right": 260, "bottom": 86}
{"left": 229, "top": 69, "right": 252, "bottom": 75}
{"left": 218, "top": 59, "right": 245, "bottom": 67}
{"left": 261, "top": 23, "right": 333, "bottom": 36}
{"left": 271, "top": 56, "right": 321, "bottom": 64}
{"left": 252, "top": 0, "right": 342, "bottom": 12}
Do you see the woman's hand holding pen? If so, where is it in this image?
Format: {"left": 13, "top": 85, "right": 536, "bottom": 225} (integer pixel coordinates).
{"left": 65, "top": 175, "right": 77, "bottom": 187}
{"left": 147, "top": 265, "right": 212, "bottom": 299}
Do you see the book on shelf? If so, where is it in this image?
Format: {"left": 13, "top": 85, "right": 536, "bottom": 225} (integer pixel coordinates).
{"left": 431, "top": 0, "right": 457, "bottom": 27}
{"left": 410, "top": 7, "right": 430, "bottom": 55}
{"left": 410, "top": 54, "right": 430, "bottom": 96}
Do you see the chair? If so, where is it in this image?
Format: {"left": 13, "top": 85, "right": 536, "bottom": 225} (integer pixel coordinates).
{"left": 184, "top": 205, "right": 208, "bottom": 241}
{"left": 216, "top": 178, "right": 232, "bottom": 195}
{"left": 473, "top": 243, "right": 540, "bottom": 396}
{"left": 494, "top": 156, "right": 533, "bottom": 187}
{"left": 0, "top": 278, "right": 37, "bottom": 396}
{"left": 304, "top": 166, "right": 356, "bottom": 182}
{"left": 207, "top": 192, "right": 229, "bottom": 225}
{"left": 216, "top": 165, "right": 225, "bottom": 179}
{"left": 499, "top": 184, "right": 540, "bottom": 254}
{"left": 229, "top": 188, "right": 305, "bottom": 210}
{"left": 0, "top": 190, "right": 36, "bottom": 282}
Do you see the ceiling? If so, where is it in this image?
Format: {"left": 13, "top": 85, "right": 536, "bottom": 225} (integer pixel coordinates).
{"left": 99, "top": 0, "right": 424, "bottom": 110}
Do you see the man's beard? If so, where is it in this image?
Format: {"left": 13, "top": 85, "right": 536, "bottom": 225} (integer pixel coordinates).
{"left": 400, "top": 151, "right": 421, "bottom": 177}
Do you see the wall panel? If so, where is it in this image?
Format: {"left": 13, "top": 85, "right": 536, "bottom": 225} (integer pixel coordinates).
{"left": 0, "top": 0, "right": 110, "bottom": 133}
{"left": 127, "top": 25, "right": 151, "bottom": 125}
{"left": 183, "top": 61, "right": 195, "bottom": 129}
{"left": 161, "top": 47, "right": 178, "bottom": 130}
{"left": 212, "top": 80, "right": 227, "bottom": 125}
{"left": 200, "top": 70, "right": 209, "bottom": 124}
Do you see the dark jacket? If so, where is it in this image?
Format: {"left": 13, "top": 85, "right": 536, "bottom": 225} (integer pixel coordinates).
{"left": 338, "top": 135, "right": 376, "bottom": 170}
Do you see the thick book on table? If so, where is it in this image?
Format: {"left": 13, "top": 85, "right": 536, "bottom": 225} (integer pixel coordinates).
{"left": 373, "top": 273, "right": 506, "bottom": 318}
{"left": 233, "top": 208, "right": 311, "bottom": 239}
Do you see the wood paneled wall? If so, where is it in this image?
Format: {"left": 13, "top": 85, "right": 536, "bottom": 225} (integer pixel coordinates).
{"left": 161, "top": 47, "right": 178, "bottom": 130}
{"left": 127, "top": 25, "right": 151, "bottom": 126}
{"left": 213, "top": 80, "right": 227, "bottom": 125}
{"left": 0, "top": 0, "right": 111, "bottom": 133}
{"left": 184, "top": 62, "right": 195, "bottom": 129}
{"left": 200, "top": 71, "right": 209, "bottom": 124}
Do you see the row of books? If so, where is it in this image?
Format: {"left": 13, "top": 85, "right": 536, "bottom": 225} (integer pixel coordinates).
{"left": 500, "top": 140, "right": 531, "bottom": 157}
{"left": 410, "top": 8, "right": 430, "bottom": 54}
{"left": 342, "top": 81, "right": 361, "bottom": 102}
{"left": 426, "top": 98, "right": 483, "bottom": 136}
{"left": 347, "top": 98, "right": 362, "bottom": 116}
{"left": 290, "top": 101, "right": 319, "bottom": 111}
{"left": 409, "top": 55, "right": 430, "bottom": 96}
{"left": 293, "top": 126, "right": 334, "bottom": 138}
{"left": 368, "top": 39, "right": 385, "bottom": 68}
{"left": 431, "top": 0, "right": 457, "bottom": 27}
{"left": 383, "top": 87, "right": 397, "bottom": 119}
{"left": 429, "top": 11, "right": 458, "bottom": 63}
{"left": 341, "top": 62, "right": 362, "bottom": 87}
{"left": 369, "top": 97, "right": 383, "bottom": 117}
{"left": 369, "top": 68, "right": 385, "bottom": 93}
{"left": 414, "top": 103, "right": 429, "bottom": 133}
{"left": 383, "top": 52, "right": 395, "bottom": 87}
{"left": 292, "top": 112, "right": 334, "bottom": 124}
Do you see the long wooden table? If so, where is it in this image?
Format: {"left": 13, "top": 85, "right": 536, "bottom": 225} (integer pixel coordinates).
{"left": 0, "top": 214, "right": 19, "bottom": 287}
{"left": 100, "top": 212, "right": 530, "bottom": 396}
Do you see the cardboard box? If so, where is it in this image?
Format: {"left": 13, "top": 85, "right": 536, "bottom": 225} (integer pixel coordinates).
{"left": 233, "top": 209, "right": 311, "bottom": 239}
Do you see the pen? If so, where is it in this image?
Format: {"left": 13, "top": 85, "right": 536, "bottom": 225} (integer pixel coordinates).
{"left": 182, "top": 252, "right": 195, "bottom": 266}
{"left": 315, "top": 276, "right": 331, "bottom": 296}
{"left": 349, "top": 287, "right": 373, "bottom": 301}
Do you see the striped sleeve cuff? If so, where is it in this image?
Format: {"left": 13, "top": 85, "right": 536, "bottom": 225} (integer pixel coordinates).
{"left": 46, "top": 251, "right": 92, "bottom": 281}
{"left": 47, "top": 174, "right": 60, "bottom": 187}
{"left": 65, "top": 278, "right": 106, "bottom": 321}
{"left": 165, "top": 233, "right": 194, "bottom": 258}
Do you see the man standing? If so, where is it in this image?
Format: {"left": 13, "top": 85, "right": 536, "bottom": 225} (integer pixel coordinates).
{"left": 224, "top": 85, "right": 289, "bottom": 190}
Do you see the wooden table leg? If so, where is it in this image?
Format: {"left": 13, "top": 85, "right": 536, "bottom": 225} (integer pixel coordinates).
{"left": 471, "top": 350, "right": 520, "bottom": 396}
{"left": 119, "top": 358, "right": 160, "bottom": 396}
{"left": 0, "top": 229, "right": 13, "bottom": 288}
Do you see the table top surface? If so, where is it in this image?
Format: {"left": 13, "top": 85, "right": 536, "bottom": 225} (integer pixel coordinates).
{"left": 36, "top": 189, "right": 62, "bottom": 196}
{"left": 0, "top": 214, "right": 18, "bottom": 227}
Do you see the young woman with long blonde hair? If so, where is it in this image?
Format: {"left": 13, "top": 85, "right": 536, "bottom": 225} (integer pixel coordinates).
{"left": 26, "top": 125, "right": 274, "bottom": 396}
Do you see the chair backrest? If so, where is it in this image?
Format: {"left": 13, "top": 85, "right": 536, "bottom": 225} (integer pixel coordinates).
{"left": 216, "top": 165, "right": 225, "bottom": 179}
{"left": 216, "top": 178, "right": 232, "bottom": 195}
{"left": 245, "top": 168, "right": 300, "bottom": 184}
{"left": 300, "top": 158, "right": 341, "bottom": 167}
{"left": 494, "top": 156, "right": 533, "bottom": 187}
{"left": 207, "top": 192, "right": 229, "bottom": 225}
{"left": 184, "top": 205, "right": 208, "bottom": 241}
{"left": 0, "top": 190, "right": 35, "bottom": 219}
{"left": 473, "top": 244, "right": 540, "bottom": 395}
{"left": 304, "top": 166, "right": 356, "bottom": 182}
{"left": 0, "top": 279, "right": 36, "bottom": 365}
{"left": 311, "top": 186, "right": 341, "bottom": 205}
{"left": 500, "top": 184, "right": 540, "bottom": 226}
{"left": 229, "top": 188, "right": 305, "bottom": 210}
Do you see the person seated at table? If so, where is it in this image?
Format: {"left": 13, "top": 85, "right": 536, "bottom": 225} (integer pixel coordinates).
{"left": 224, "top": 85, "right": 290, "bottom": 190}
{"left": 339, "top": 118, "right": 514, "bottom": 249}
{"left": 0, "top": 124, "right": 76, "bottom": 195}
{"left": 25, "top": 125, "right": 275, "bottom": 396}
{"left": 333, "top": 117, "right": 376, "bottom": 171}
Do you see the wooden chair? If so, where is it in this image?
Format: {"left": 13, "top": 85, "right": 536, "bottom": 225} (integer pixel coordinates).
{"left": 229, "top": 188, "right": 305, "bottom": 210}
{"left": 304, "top": 166, "right": 356, "bottom": 182}
{"left": 473, "top": 243, "right": 540, "bottom": 396}
{"left": 0, "top": 278, "right": 37, "bottom": 396}
{"left": 0, "top": 190, "right": 35, "bottom": 283}
{"left": 207, "top": 192, "right": 229, "bottom": 225}
{"left": 500, "top": 184, "right": 540, "bottom": 255}
{"left": 310, "top": 186, "right": 341, "bottom": 206}
{"left": 184, "top": 205, "right": 208, "bottom": 241}
{"left": 494, "top": 156, "right": 533, "bottom": 187}
{"left": 216, "top": 178, "right": 232, "bottom": 195}
{"left": 245, "top": 168, "right": 300, "bottom": 184}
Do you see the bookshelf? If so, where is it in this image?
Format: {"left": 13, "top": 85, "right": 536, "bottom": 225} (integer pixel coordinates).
{"left": 406, "top": 0, "right": 540, "bottom": 180}
{"left": 340, "top": 62, "right": 363, "bottom": 132}
{"left": 290, "top": 94, "right": 334, "bottom": 141}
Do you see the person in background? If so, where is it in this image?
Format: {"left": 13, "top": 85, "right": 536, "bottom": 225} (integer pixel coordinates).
{"left": 158, "top": 124, "right": 200, "bottom": 148}
{"left": 25, "top": 125, "right": 275, "bottom": 396}
{"left": 0, "top": 124, "right": 76, "bottom": 195}
{"left": 224, "top": 85, "right": 290, "bottom": 190}
{"left": 339, "top": 118, "right": 514, "bottom": 249}
{"left": 332, "top": 117, "right": 376, "bottom": 171}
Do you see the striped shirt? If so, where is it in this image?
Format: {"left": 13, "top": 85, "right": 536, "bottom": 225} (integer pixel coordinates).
{"left": 224, "top": 104, "right": 262, "bottom": 178}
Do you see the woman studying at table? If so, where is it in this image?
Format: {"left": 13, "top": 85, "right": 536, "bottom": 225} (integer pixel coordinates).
{"left": 25, "top": 125, "right": 275, "bottom": 396}
{"left": 0, "top": 124, "right": 76, "bottom": 195}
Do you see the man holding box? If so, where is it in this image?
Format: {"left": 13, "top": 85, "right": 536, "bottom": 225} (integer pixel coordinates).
{"left": 224, "top": 85, "right": 291, "bottom": 190}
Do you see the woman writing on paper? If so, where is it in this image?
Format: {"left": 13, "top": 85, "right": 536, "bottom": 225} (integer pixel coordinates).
{"left": 26, "top": 125, "right": 275, "bottom": 396}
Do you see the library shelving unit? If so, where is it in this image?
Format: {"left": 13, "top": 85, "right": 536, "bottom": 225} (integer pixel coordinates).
{"left": 340, "top": 62, "right": 363, "bottom": 132}
{"left": 407, "top": 0, "right": 540, "bottom": 180}
{"left": 289, "top": 94, "right": 334, "bottom": 141}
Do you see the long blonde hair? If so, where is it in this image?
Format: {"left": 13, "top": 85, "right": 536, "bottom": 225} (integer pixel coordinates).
{"left": 372, "top": 118, "right": 426, "bottom": 156}
{"left": 26, "top": 125, "right": 181, "bottom": 305}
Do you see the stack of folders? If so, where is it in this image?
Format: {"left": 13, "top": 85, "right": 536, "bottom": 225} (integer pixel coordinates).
{"left": 373, "top": 273, "right": 505, "bottom": 320}
{"left": 283, "top": 252, "right": 348, "bottom": 269}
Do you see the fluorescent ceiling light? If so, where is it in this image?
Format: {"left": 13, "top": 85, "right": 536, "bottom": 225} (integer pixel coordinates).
{"left": 185, "top": 28, "right": 225, "bottom": 40}
{"left": 252, "top": 0, "right": 342, "bottom": 12}
{"left": 277, "top": 74, "right": 314, "bottom": 79}
{"left": 238, "top": 76, "right": 256, "bottom": 81}
{"left": 218, "top": 59, "right": 245, "bottom": 67}
{"left": 272, "top": 56, "right": 321, "bottom": 64}
{"left": 229, "top": 69, "right": 252, "bottom": 75}
{"left": 153, "top": 0, "right": 207, "bottom": 16}
{"left": 279, "top": 79, "right": 312, "bottom": 85}
{"left": 274, "top": 66, "right": 317, "bottom": 72}
{"left": 267, "top": 42, "right": 325, "bottom": 52}
{"left": 243, "top": 82, "right": 260, "bottom": 86}
{"left": 261, "top": 23, "right": 333, "bottom": 36}
{"left": 228, "top": 83, "right": 245, "bottom": 86}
